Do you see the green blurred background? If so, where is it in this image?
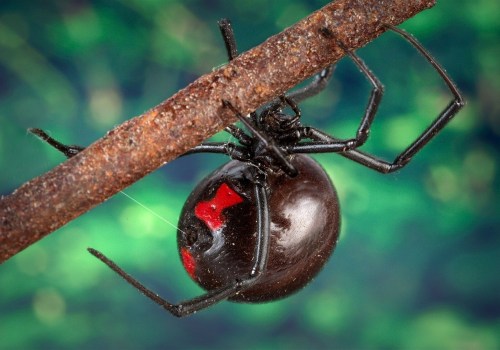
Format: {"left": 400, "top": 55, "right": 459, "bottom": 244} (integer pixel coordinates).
{"left": 0, "top": 0, "right": 498, "bottom": 349}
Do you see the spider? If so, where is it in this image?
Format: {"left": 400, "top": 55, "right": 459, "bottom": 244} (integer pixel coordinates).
{"left": 30, "top": 19, "right": 464, "bottom": 317}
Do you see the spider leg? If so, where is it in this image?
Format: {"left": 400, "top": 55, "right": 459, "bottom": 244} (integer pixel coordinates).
{"left": 287, "top": 41, "right": 384, "bottom": 152}
{"left": 29, "top": 126, "right": 251, "bottom": 162}
{"left": 88, "top": 178, "right": 270, "bottom": 317}
{"left": 281, "top": 96, "right": 301, "bottom": 126}
{"left": 220, "top": 17, "right": 335, "bottom": 107}
{"left": 377, "top": 25, "right": 465, "bottom": 169}
{"left": 217, "top": 19, "right": 272, "bottom": 149}
{"left": 266, "top": 65, "right": 334, "bottom": 111}
{"left": 218, "top": 18, "right": 238, "bottom": 61}
{"left": 286, "top": 65, "right": 335, "bottom": 103}
{"left": 225, "top": 124, "right": 253, "bottom": 146}
{"left": 29, "top": 128, "right": 84, "bottom": 158}
{"left": 290, "top": 26, "right": 464, "bottom": 173}
{"left": 336, "top": 26, "right": 464, "bottom": 173}
{"left": 183, "top": 142, "right": 250, "bottom": 161}
{"left": 317, "top": 41, "right": 384, "bottom": 150}
{"left": 343, "top": 47, "right": 384, "bottom": 148}
{"left": 289, "top": 127, "right": 362, "bottom": 153}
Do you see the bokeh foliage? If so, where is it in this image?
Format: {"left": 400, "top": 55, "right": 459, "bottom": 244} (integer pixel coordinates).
{"left": 0, "top": 0, "right": 498, "bottom": 349}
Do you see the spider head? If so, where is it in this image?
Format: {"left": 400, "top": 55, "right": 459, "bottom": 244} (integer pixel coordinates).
{"left": 258, "top": 97, "right": 301, "bottom": 142}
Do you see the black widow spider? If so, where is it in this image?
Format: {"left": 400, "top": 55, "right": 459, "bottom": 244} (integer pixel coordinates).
{"left": 30, "top": 19, "right": 464, "bottom": 317}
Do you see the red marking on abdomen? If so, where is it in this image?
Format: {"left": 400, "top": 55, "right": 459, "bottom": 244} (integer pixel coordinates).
{"left": 181, "top": 248, "right": 196, "bottom": 279}
{"left": 194, "top": 182, "right": 243, "bottom": 231}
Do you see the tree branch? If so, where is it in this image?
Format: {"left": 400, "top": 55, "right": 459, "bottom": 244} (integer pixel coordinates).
{"left": 0, "top": 0, "right": 435, "bottom": 263}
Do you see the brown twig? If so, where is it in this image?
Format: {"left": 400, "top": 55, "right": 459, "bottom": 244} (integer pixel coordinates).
{"left": 0, "top": 0, "right": 435, "bottom": 264}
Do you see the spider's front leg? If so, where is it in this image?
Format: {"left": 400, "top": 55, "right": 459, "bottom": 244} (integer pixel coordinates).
{"left": 29, "top": 125, "right": 252, "bottom": 162}
{"left": 29, "top": 128, "right": 84, "bottom": 158}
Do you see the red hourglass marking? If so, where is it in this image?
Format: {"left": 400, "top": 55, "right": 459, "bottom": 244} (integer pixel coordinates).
{"left": 194, "top": 183, "right": 244, "bottom": 232}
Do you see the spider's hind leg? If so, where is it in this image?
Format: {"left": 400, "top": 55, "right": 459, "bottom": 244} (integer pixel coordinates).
{"left": 218, "top": 18, "right": 238, "bottom": 61}
{"left": 29, "top": 128, "right": 84, "bottom": 158}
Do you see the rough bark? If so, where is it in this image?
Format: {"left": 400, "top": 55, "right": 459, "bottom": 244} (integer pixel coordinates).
{"left": 0, "top": 0, "right": 436, "bottom": 263}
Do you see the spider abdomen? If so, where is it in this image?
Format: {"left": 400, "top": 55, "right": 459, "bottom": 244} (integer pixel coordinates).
{"left": 177, "top": 155, "right": 340, "bottom": 302}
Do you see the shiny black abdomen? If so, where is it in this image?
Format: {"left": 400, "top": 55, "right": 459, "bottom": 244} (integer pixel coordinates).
{"left": 177, "top": 154, "right": 340, "bottom": 303}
